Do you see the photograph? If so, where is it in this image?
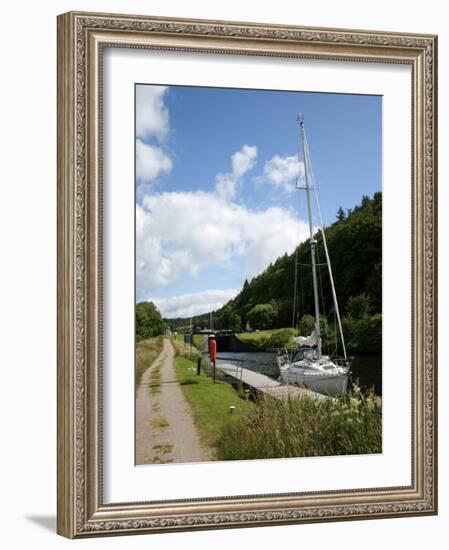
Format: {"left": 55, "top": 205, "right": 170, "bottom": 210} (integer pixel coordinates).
{"left": 135, "top": 84, "right": 383, "bottom": 466}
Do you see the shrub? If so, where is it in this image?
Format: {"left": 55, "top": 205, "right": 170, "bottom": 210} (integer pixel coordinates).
{"left": 297, "top": 314, "right": 315, "bottom": 335}
{"left": 342, "top": 313, "right": 382, "bottom": 355}
{"left": 264, "top": 328, "right": 296, "bottom": 349}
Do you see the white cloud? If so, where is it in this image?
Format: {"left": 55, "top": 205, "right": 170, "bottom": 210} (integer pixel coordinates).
{"left": 231, "top": 145, "right": 257, "bottom": 177}
{"left": 136, "top": 85, "right": 169, "bottom": 141}
{"left": 214, "top": 145, "right": 257, "bottom": 200}
{"left": 152, "top": 289, "right": 239, "bottom": 318}
{"left": 136, "top": 139, "right": 172, "bottom": 184}
{"left": 260, "top": 154, "right": 304, "bottom": 192}
{"left": 135, "top": 86, "right": 172, "bottom": 188}
{"left": 243, "top": 207, "right": 308, "bottom": 276}
{"left": 214, "top": 172, "right": 237, "bottom": 201}
{"left": 137, "top": 189, "right": 309, "bottom": 297}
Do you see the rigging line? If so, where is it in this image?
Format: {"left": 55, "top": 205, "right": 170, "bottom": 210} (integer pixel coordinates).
{"left": 315, "top": 242, "right": 326, "bottom": 316}
{"left": 292, "top": 246, "right": 299, "bottom": 329}
{"left": 323, "top": 301, "right": 338, "bottom": 356}
{"left": 292, "top": 166, "right": 303, "bottom": 330}
{"left": 316, "top": 243, "right": 330, "bottom": 354}
{"left": 303, "top": 133, "right": 347, "bottom": 360}
{"left": 307, "top": 267, "right": 313, "bottom": 317}
{"left": 299, "top": 263, "right": 304, "bottom": 325}
{"left": 333, "top": 308, "right": 338, "bottom": 356}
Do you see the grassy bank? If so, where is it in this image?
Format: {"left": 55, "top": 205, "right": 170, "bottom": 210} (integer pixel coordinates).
{"left": 216, "top": 388, "right": 382, "bottom": 460}
{"left": 136, "top": 336, "right": 164, "bottom": 386}
{"left": 174, "top": 354, "right": 255, "bottom": 454}
{"left": 172, "top": 337, "right": 381, "bottom": 461}
{"left": 238, "top": 327, "right": 298, "bottom": 349}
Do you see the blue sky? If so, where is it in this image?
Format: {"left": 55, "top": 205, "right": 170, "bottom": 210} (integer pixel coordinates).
{"left": 135, "top": 84, "right": 381, "bottom": 318}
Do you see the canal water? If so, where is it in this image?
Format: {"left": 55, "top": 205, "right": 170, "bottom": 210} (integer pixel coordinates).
{"left": 350, "top": 355, "right": 382, "bottom": 395}
{"left": 214, "top": 352, "right": 382, "bottom": 395}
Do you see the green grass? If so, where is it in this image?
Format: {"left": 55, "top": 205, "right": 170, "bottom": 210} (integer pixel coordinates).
{"left": 238, "top": 328, "right": 279, "bottom": 342}
{"left": 238, "top": 327, "right": 298, "bottom": 349}
{"left": 171, "top": 336, "right": 200, "bottom": 361}
{"left": 171, "top": 333, "right": 204, "bottom": 353}
{"left": 174, "top": 355, "right": 256, "bottom": 453}
{"left": 151, "top": 417, "right": 169, "bottom": 429}
{"left": 174, "top": 346, "right": 380, "bottom": 461}
{"left": 152, "top": 444, "right": 173, "bottom": 454}
{"left": 216, "top": 387, "right": 382, "bottom": 460}
{"left": 192, "top": 334, "right": 204, "bottom": 350}
{"left": 136, "top": 336, "right": 164, "bottom": 386}
{"left": 149, "top": 363, "right": 162, "bottom": 394}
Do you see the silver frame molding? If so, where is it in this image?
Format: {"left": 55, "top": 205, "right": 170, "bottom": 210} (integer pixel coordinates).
{"left": 57, "top": 11, "right": 438, "bottom": 538}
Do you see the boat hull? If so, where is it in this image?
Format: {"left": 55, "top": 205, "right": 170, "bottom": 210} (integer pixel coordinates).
{"left": 280, "top": 367, "right": 349, "bottom": 395}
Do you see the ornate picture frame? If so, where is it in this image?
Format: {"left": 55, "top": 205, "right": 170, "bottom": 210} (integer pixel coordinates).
{"left": 57, "top": 11, "right": 437, "bottom": 538}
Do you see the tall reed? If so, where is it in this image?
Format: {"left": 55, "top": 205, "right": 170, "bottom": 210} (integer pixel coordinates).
{"left": 216, "top": 387, "right": 381, "bottom": 460}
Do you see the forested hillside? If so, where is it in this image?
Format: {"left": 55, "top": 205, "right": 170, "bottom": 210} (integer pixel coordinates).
{"left": 168, "top": 192, "right": 382, "bottom": 355}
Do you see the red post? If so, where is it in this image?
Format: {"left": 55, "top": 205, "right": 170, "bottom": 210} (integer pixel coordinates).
{"left": 209, "top": 338, "right": 217, "bottom": 383}
{"left": 209, "top": 338, "right": 217, "bottom": 361}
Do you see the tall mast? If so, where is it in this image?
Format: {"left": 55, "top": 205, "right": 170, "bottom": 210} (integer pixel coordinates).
{"left": 301, "top": 117, "right": 347, "bottom": 360}
{"left": 298, "top": 116, "right": 322, "bottom": 358}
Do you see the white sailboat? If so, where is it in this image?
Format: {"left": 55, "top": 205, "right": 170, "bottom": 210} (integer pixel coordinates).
{"left": 278, "top": 116, "right": 350, "bottom": 395}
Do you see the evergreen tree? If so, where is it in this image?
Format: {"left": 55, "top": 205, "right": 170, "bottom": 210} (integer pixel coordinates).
{"left": 336, "top": 206, "right": 346, "bottom": 221}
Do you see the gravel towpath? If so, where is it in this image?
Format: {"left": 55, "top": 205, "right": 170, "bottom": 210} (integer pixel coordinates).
{"left": 136, "top": 338, "right": 211, "bottom": 465}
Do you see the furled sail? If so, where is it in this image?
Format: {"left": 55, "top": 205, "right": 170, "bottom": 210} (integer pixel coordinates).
{"left": 293, "top": 329, "right": 319, "bottom": 347}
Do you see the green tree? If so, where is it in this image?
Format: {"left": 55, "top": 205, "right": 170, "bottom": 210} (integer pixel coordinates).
{"left": 342, "top": 293, "right": 381, "bottom": 354}
{"left": 136, "top": 301, "right": 165, "bottom": 342}
{"left": 336, "top": 206, "right": 346, "bottom": 222}
{"left": 346, "top": 293, "right": 372, "bottom": 318}
{"left": 246, "top": 303, "right": 278, "bottom": 330}
{"left": 228, "top": 312, "right": 242, "bottom": 332}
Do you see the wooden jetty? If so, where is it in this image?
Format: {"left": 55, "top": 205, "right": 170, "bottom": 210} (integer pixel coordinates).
{"left": 216, "top": 362, "right": 325, "bottom": 401}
